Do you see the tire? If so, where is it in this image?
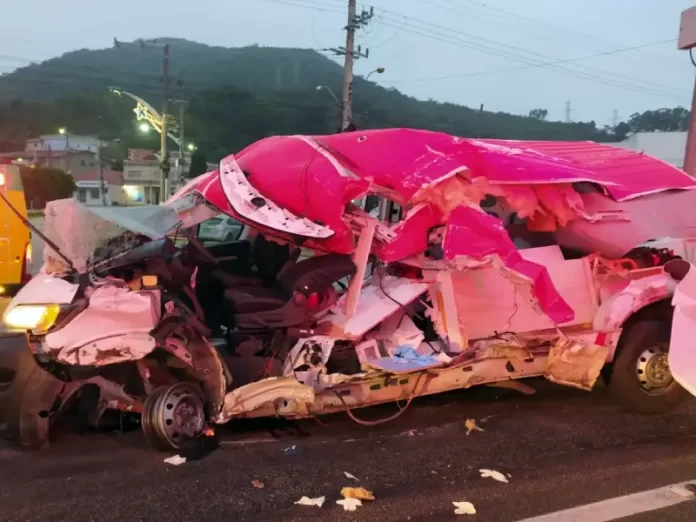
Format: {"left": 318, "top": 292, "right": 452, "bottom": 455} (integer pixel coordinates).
{"left": 608, "top": 319, "right": 689, "bottom": 414}
{"left": 141, "top": 382, "right": 206, "bottom": 451}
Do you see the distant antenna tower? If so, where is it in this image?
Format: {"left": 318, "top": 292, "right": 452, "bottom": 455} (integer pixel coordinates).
{"left": 612, "top": 109, "right": 619, "bottom": 128}
{"left": 565, "top": 101, "right": 572, "bottom": 123}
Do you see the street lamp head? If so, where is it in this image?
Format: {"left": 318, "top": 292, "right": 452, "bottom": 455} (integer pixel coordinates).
{"left": 139, "top": 122, "right": 150, "bottom": 133}
{"left": 376, "top": 67, "right": 385, "bottom": 74}
{"left": 316, "top": 85, "right": 325, "bottom": 91}
{"left": 187, "top": 143, "right": 197, "bottom": 151}
{"left": 58, "top": 127, "right": 66, "bottom": 135}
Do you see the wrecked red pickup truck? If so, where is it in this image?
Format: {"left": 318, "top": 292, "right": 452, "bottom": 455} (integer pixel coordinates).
{"left": 3, "top": 128, "right": 696, "bottom": 450}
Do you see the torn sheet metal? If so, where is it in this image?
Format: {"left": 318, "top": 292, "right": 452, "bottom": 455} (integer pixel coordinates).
{"left": 219, "top": 377, "right": 315, "bottom": 419}
{"left": 373, "top": 204, "right": 443, "bottom": 263}
{"left": 322, "top": 276, "right": 429, "bottom": 338}
{"left": 282, "top": 336, "right": 336, "bottom": 376}
{"left": 472, "top": 334, "right": 533, "bottom": 361}
{"left": 443, "top": 205, "right": 574, "bottom": 324}
{"left": 556, "top": 189, "right": 696, "bottom": 258}
{"left": 593, "top": 273, "right": 675, "bottom": 331}
{"left": 669, "top": 262, "right": 696, "bottom": 397}
{"left": 218, "top": 155, "right": 334, "bottom": 239}
{"left": 180, "top": 129, "right": 696, "bottom": 330}
{"left": 45, "top": 284, "right": 160, "bottom": 364}
{"left": 472, "top": 139, "right": 696, "bottom": 200}
{"left": 544, "top": 337, "right": 609, "bottom": 391}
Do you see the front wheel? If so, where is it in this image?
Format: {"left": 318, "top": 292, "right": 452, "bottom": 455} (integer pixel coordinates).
{"left": 142, "top": 382, "right": 206, "bottom": 451}
{"left": 608, "top": 320, "right": 688, "bottom": 414}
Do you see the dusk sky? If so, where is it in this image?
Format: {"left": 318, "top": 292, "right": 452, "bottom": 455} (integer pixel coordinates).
{"left": 2, "top": 0, "right": 694, "bottom": 124}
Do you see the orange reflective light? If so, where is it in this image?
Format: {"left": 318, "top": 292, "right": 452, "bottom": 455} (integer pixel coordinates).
{"left": 0, "top": 173, "right": 5, "bottom": 186}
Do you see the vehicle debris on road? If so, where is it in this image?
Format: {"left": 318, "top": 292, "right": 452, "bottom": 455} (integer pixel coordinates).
{"left": 295, "top": 496, "right": 326, "bottom": 508}
{"left": 453, "top": 501, "right": 477, "bottom": 515}
{"left": 465, "top": 418, "right": 484, "bottom": 435}
{"left": 480, "top": 468, "right": 509, "bottom": 483}
{"left": 163, "top": 455, "right": 186, "bottom": 466}
{"left": 341, "top": 486, "right": 375, "bottom": 500}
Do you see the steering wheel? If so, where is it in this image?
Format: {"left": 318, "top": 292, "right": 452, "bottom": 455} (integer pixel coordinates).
{"left": 182, "top": 230, "right": 220, "bottom": 266}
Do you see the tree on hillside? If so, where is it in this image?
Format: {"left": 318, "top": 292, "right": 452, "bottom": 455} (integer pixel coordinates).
{"left": 187, "top": 149, "right": 209, "bottom": 179}
{"left": 528, "top": 108, "right": 548, "bottom": 121}
{"left": 19, "top": 167, "right": 75, "bottom": 209}
{"left": 628, "top": 107, "right": 689, "bottom": 133}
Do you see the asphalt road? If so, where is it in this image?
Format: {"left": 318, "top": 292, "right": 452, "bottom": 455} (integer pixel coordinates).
{"left": 2, "top": 380, "right": 696, "bottom": 522}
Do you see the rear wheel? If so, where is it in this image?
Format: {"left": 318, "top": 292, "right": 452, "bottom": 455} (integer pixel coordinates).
{"left": 142, "top": 382, "right": 206, "bottom": 451}
{"left": 608, "top": 320, "right": 688, "bottom": 414}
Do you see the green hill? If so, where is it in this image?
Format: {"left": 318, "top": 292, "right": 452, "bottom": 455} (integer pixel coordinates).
{"left": 0, "top": 38, "right": 617, "bottom": 159}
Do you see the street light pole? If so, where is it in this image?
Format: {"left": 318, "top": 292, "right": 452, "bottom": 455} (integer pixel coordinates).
{"left": 365, "top": 67, "right": 385, "bottom": 82}
{"left": 114, "top": 38, "right": 171, "bottom": 203}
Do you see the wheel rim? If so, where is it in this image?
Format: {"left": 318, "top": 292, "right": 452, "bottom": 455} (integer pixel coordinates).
{"left": 142, "top": 383, "right": 205, "bottom": 449}
{"left": 636, "top": 344, "right": 673, "bottom": 395}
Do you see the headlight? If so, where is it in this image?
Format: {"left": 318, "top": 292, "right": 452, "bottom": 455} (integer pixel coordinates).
{"left": 2, "top": 304, "right": 61, "bottom": 332}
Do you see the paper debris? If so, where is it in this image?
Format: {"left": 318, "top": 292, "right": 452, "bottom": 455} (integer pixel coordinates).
{"left": 336, "top": 498, "right": 362, "bottom": 511}
{"left": 163, "top": 455, "right": 186, "bottom": 466}
{"left": 295, "top": 496, "right": 326, "bottom": 507}
{"left": 453, "top": 501, "right": 477, "bottom": 515}
{"left": 252, "top": 479, "right": 265, "bottom": 489}
{"left": 344, "top": 471, "right": 359, "bottom": 481}
{"left": 341, "top": 487, "right": 375, "bottom": 500}
{"left": 479, "top": 469, "right": 509, "bottom": 483}
{"left": 465, "top": 418, "right": 484, "bottom": 435}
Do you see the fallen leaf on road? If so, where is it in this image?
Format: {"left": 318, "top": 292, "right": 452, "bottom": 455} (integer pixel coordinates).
{"left": 336, "top": 498, "right": 362, "bottom": 511}
{"left": 465, "top": 418, "right": 484, "bottom": 435}
{"left": 479, "top": 469, "right": 509, "bottom": 483}
{"left": 341, "top": 486, "right": 375, "bottom": 500}
{"left": 252, "top": 479, "right": 265, "bottom": 489}
{"left": 344, "top": 471, "right": 359, "bottom": 481}
{"left": 453, "top": 501, "right": 477, "bottom": 515}
{"left": 295, "top": 496, "right": 325, "bottom": 507}
{"left": 163, "top": 455, "right": 186, "bottom": 466}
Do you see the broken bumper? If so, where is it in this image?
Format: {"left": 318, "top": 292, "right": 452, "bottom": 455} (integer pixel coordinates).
{"left": 0, "top": 332, "right": 64, "bottom": 449}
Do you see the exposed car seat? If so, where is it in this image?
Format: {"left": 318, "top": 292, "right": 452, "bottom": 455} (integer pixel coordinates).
{"left": 225, "top": 253, "right": 357, "bottom": 329}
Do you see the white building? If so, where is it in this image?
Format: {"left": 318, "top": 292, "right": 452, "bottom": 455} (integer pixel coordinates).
{"left": 25, "top": 134, "right": 102, "bottom": 154}
{"left": 73, "top": 170, "right": 126, "bottom": 206}
{"left": 610, "top": 131, "right": 687, "bottom": 169}
{"left": 123, "top": 149, "right": 196, "bottom": 204}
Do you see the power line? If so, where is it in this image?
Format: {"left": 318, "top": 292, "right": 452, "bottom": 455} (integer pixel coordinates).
{"left": 384, "top": 39, "right": 679, "bottom": 84}
{"left": 446, "top": 0, "right": 684, "bottom": 67}
{"left": 417, "top": 0, "right": 686, "bottom": 93}
{"left": 261, "top": 0, "right": 688, "bottom": 101}
{"left": 371, "top": 8, "right": 688, "bottom": 97}
{"left": 376, "top": 16, "right": 686, "bottom": 101}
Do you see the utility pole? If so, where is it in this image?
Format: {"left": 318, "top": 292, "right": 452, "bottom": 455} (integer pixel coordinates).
{"left": 329, "top": 3, "right": 373, "bottom": 131}
{"left": 160, "top": 44, "right": 170, "bottom": 203}
{"left": 174, "top": 80, "right": 187, "bottom": 186}
{"left": 98, "top": 141, "right": 106, "bottom": 206}
{"left": 114, "top": 38, "right": 171, "bottom": 203}
{"left": 565, "top": 101, "right": 572, "bottom": 123}
{"left": 678, "top": 7, "right": 696, "bottom": 175}
{"left": 612, "top": 109, "right": 619, "bottom": 128}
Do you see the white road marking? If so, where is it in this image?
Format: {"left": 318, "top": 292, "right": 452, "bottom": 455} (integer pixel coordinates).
{"left": 516, "top": 480, "right": 696, "bottom": 522}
